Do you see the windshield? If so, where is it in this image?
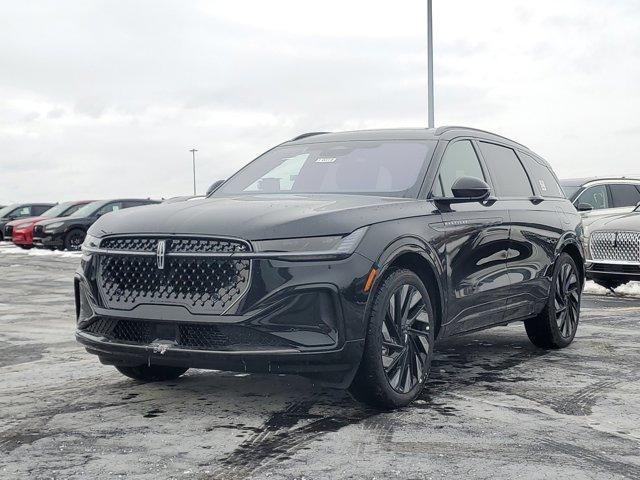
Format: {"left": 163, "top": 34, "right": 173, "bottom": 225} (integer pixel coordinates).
{"left": 560, "top": 184, "right": 581, "bottom": 201}
{"left": 0, "top": 205, "right": 17, "bottom": 218}
{"left": 41, "top": 202, "right": 80, "bottom": 218}
{"left": 69, "top": 201, "right": 104, "bottom": 218}
{"left": 214, "top": 140, "right": 436, "bottom": 198}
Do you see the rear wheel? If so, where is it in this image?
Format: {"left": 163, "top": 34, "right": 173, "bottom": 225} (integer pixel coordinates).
{"left": 350, "top": 268, "right": 434, "bottom": 409}
{"left": 116, "top": 365, "right": 188, "bottom": 382}
{"left": 64, "top": 229, "right": 85, "bottom": 251}
{"left": 525, "top": 253, "right": 581, "bottom": 349}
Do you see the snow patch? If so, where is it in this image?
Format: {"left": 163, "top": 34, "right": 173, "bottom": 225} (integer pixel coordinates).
{"left": 584, "top": 280, "right": 640, "bottom": 298}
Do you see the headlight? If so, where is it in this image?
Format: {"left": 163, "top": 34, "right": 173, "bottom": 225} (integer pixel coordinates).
{"left": 82, "top": 234, "right": 101, "bottom": 251}
{"left": 44, "top": 222, "right": 64, "bottom": 231}
{"left": 253, "top": 227, "right": 368, "bottom": 255}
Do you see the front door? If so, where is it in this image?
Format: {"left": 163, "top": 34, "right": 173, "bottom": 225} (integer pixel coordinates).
{"left": 431, "top": 139, "right": 512, "bottom": 334}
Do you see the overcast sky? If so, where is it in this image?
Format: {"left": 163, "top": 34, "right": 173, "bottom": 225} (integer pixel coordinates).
{"left": 1, "top": 0, "right": 640, "bottom": 204}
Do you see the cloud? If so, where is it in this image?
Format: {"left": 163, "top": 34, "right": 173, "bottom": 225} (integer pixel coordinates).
{"left": 1, "top": 0, "right": 640, "bottom": 204}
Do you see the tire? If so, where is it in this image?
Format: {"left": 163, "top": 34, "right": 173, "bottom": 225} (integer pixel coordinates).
{"left": 349, "top": 268, "right": 435, "bottom": 409}
{"left": 63, "top": 229, "right": 86, "bottom": 251}
{"left": 116, "top": 365, "right": 188, "bottom": 382}
{"left": 593, "top": 278, "right": 626, "bottom": 291}
{"left": 525, "top": 253, "right": 581, "bottom": 349}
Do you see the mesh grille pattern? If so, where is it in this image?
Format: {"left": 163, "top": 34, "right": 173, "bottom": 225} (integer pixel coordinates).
{"left": 81, "top": 318, "right": 291, "bottom": 350}
{"left": 101, "top": 237, "right": 159, "bottom": 251}
{"left": 177, "top": 324, "right": 290, "bottom": 350}
{"left": 99, "top": 236, "right": 249, "bottom": 254}
{"left": 112, "top": 319, "right": 154, "bottom": 343}
{"left": 590, "top": 231, "right": 640, "bottom": 263}
{"left": 96, "top": 236, "right": 251, "bottom": 314}
{"left": 84, "top": 317, "right": 117, "bottom": 336}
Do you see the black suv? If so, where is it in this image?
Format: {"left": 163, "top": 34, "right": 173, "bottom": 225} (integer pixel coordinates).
{"left": 0, "top": 203, "right": 56, "bottom": 241}
{"left": 75, "top": 127, "right": 584, "bottom": 408}
{"left": 34, "top": 199, "right": 160, "bottom": 251}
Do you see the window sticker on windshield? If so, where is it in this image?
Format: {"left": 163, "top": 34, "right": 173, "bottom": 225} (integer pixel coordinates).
{"left": 539, "top": 179, "right": 547, "bottom": 191}
{"left": 315, "top": 157, "right": 336, "bottom": 163}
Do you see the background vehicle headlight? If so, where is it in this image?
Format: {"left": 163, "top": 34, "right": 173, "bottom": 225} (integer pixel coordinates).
{"left": 253, "top": 227, "right": 368, "bottom": 255}
{"left": 44, "top": 222, "right": 64, "bottom": 231}
{"left": 82, "top": 234, "right": 101, "bottom": 250}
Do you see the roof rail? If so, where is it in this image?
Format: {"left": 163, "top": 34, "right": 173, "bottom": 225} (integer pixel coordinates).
{"left": 435, "top": 126, "right": 528, "bottom": 150}
{"left": 290, "top": 132, "right": 331, "bottom": 142}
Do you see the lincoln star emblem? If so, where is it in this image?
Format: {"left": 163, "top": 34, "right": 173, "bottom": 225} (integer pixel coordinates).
{"left": 156, "top": 240, "right": 167, "bottom": 270}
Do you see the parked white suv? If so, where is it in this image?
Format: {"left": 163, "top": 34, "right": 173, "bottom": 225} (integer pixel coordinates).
{"left": 560, "top": 177, "right": 640, "bottom": 228}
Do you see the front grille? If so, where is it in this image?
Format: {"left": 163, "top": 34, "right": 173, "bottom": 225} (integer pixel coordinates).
{"left": 590, "top": 231, "right": 640, "bottom": 263}
{"left": 33, "top": 225, "right": 44, "bottom": 237}
{"left": 95, "top": 236, "right": 251, "bottom": 314}
{"left": 81, "top": 318, "right": 292, "bottom": 350}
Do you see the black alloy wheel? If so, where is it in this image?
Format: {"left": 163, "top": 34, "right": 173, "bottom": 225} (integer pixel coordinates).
{"left": 555, "top": 262, "right": 580, "bottom": 338}
{"left": 64, "top": 229, "right": 85, "bottom": 251}
{"left": 350, "top": 268, "right": 435, "bottom": 409}
{"left": 381, "top": 284, "right": 431, "bottom": 394}
{"left": 525, "top": 253, "right": 581, "bottom": 349}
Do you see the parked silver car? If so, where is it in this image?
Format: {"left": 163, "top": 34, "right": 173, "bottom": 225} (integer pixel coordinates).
{"left": 560, "top": 177, "right": 640, "bottom": 229}
{"left": 586, "top": 205, "right": 640, "bottom": 289}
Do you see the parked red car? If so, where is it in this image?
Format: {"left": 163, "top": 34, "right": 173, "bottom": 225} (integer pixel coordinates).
{"left": 8, "top": 201, "right": 92, "bottom": 249}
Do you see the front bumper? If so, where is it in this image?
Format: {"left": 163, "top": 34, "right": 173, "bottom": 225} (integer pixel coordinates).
{"left": 75, "top": 248, "right": 374, "bottom": 387}
{"left": 586, "top": 261, "right": 640, "bottom": 281}
{"left": 11, "top": 230, "right": 31, "bottom": 246}
{"left": 33, "top": 232, "right": 64, "bottom": 248}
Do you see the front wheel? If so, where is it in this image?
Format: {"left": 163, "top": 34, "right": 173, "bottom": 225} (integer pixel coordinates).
{"left": 116, "top": 365, "right": 188, "bottom": 382}
{"left": 525, "top": 253, "right": 581, "bottom": 349}
{"left": 349, "top": 268, "right": 435, "bottom": 409}
{"left": 64, "top": 229, "right": 86, "bottom": 251}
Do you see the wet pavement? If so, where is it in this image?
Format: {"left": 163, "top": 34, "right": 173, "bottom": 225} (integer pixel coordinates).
{"left": 1, "top": 243, "right": 639, "bottom": 479}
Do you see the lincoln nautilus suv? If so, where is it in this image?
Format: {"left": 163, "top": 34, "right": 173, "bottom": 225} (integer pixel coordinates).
{"left": 75, "top": 127, "right": 585, "bottom": 408}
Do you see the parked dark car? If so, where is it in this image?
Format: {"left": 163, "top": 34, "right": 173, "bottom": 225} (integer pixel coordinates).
{"left": 6, "top": 200, "right": 93, "bottom": 249}
{"left": 75, "top": 127, "right": 585, "bottom": 408}
{"left": 33, "top": 199, "right": 160, "bottom": 251}
{"left": 0, "top": 203, "right": 56, "bottom": 241}
{"left": 585, "top": 205, "right": 640, "bottom": 289}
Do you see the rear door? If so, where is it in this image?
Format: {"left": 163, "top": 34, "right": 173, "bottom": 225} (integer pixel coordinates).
{"left": 477, "top": 142, "right": 561, "bottom": 321}
{"left": 609, "top": 183, "right": 640, "bottom": 212}
{"left": 431, "top": 139, "right": 512, "bottom": 334}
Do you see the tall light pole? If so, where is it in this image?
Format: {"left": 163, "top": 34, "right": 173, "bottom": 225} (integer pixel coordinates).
{"left": 189, "top": 148, "right": 198, "bottom": 195}
{"left": 427, "top": 0, "right": 434, "bottom": 128}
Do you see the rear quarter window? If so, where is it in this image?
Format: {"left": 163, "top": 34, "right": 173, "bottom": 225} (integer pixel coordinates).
{"left": 518, "top": 152, "right": 565, "bottom": 198}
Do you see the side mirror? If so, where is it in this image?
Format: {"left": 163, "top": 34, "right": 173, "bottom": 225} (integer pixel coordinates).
{"left": 437, "top": 176, "right": 491, "bottom": 204}
{"left": 207, "top": 179, "right": 225, "bottom": 196}
{"left": 576, "top": 203, "right": 593, "bottom": 212}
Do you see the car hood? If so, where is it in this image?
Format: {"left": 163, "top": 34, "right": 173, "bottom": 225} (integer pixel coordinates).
{"left": 36, "top": 216, "right": 92, "bottom": 227}
{"left": 587, "top": 211, "right": 640, "bottom": 232}
{"left": 90, "top": 194, "right": 432, "bottom": 240}
{"left": 6, "top": 216, "right": 46, "bottom": 227}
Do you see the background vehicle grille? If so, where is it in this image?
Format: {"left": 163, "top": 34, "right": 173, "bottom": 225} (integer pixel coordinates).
{"left": 95, "top": 236, "right": 251, "bottom": 314}
{"left": 81, "top": 318, "right": 292, "bottom": 350}
{"left": 590, "top": 231, "right": 640, "bottom": 263}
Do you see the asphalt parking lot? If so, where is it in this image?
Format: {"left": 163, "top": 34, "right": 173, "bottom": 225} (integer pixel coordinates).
{"left": 1, "top": 244, "right": 639, "bottom": 480}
